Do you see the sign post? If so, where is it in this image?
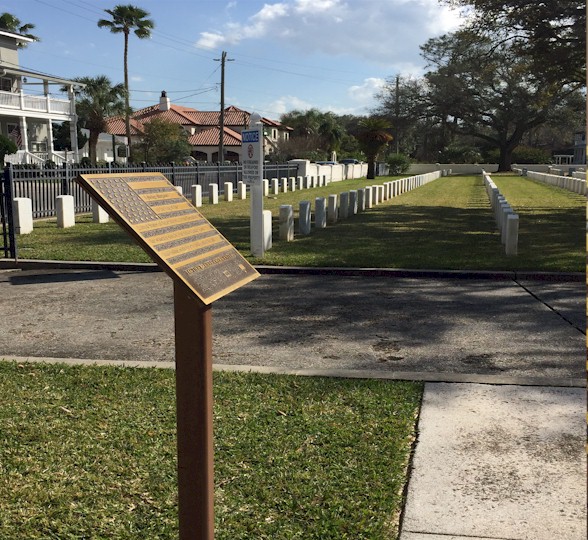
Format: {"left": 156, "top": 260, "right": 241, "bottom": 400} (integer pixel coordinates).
{"left": 76, "top": 172, "right": 259, "bottom": 539}
{"left": 242, "top": 115, "right": 264, "bottom": 257}
{"left": 174, "top": 286, "right": 214, "bottom": 539}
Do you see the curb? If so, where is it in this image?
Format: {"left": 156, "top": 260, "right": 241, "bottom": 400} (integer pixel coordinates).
{"left": 1, "top": 356, "right": 585, "bottom": 388}
{"left": 1, "top": 259, "right": 584, "bottom": 282}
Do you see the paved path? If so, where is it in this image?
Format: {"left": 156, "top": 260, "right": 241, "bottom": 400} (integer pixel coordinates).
{"left": 400, "top": 383, "right": 586, "bottom": 540}
{"left": 0, "top": 269, "right": 584, "bottom": 384}
{"left": 1, "top": 267, "right": 585, "bottom": 538}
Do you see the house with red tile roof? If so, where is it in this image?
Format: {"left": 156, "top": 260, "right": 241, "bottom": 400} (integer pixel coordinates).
{"left": 104, "top": 92, "right": 291, "bottom": 162}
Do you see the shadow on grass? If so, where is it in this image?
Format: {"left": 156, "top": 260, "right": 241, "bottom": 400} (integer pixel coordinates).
{"left": 238, "top": 203, "right": 584, "bottom": 272}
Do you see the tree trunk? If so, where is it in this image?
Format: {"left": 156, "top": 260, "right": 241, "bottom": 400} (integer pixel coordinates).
{"left": 89, "top": 130, "right": 99, "bottom": 165}
{"left": 124, "top": 31, "right": 132, "bottom": 163}
{"left": 367, "top": 160, "right": 376, "bottom": 179}
{"left": 497, "top": 145, "right": 513, "bottom": 172}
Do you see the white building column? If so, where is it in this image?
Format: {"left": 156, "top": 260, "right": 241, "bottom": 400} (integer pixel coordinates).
{"left": 19, "top": 117, "right": 29, "bottom": 154}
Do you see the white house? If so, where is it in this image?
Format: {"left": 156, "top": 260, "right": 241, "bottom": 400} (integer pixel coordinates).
{"left": 0, "top": 29, "right": 83, "bottom": 165}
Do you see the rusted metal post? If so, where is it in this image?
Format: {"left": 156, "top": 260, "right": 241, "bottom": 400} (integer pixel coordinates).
{"left": 174, "top": 282, "right": 214, "bottom": 540}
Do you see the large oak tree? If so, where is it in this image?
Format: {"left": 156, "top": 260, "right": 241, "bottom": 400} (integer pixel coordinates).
{"left": 443, "top": 0, "right": 585, "bottom": 85}
{"left": 421, "top": 30, "right": 583, "bottom": 171}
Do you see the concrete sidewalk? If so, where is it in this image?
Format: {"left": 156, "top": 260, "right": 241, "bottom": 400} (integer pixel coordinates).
{"left": 400, "top": 383, "right": 586, "bottom": 540}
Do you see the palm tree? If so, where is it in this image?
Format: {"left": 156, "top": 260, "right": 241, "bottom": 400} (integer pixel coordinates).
{"left": 98, "top": 5, "right": 154, "bottom": 162}
{"left": 355, "top": 117, "right": 393, "bottom": 179}
{"left": 318, "top": 113, "right": 344, "bottom": 157}
{"left": 0, "top": 12, "right": 39, "bottom": 46}
{"left": 73, "top": 76, "right": 126, "bottom": 165}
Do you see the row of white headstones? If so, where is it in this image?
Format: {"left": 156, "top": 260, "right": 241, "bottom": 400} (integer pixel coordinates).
{"left": 275, "top": 171, "right": 444, "bottom": 242}
{"left": 482, "top": 171, "right": 519, "bottom": 256}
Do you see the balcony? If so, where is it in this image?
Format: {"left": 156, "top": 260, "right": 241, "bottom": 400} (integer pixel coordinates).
{"left": 0, "top": 90, "right": 71, "bottom": 116}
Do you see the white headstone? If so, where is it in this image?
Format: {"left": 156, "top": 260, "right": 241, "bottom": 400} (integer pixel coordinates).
{"left": 12, "top": 197, "right": 33, "bottom": 234}
{"left": 299, "top": 201, "right": 311, "bottom": 235}
{"left": 315, "top": 197, "right": 326, "bottom": 228}
{"left": 92, "top": 200, "right": 109, "bottom": 224}
{"left": 224, "top": 182, "right": 233, "bottom": 202}
{"left": 191, "top": 184, "right": 202, "bottom": 207}
{"left": 56, "top": 195, "right": 75, "bottom": 228}
{"left": 209, "top": 183, "right": 219, "bottom": 204}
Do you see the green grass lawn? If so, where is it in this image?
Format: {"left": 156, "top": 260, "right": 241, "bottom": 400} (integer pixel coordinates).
{"left": 14, "top": 174, "right": 585, "bottom": 272}
{"left": 0, "top": 361, "right": 422, "bottom": 540}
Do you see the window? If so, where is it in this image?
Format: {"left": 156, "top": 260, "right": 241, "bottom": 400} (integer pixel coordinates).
{"left": 0, "top": 77, "right": 13, "bottom": 92}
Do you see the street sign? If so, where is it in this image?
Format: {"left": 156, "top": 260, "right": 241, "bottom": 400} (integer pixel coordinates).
{"left": 76, "top": 172, "right": 259, "bottom": 304}
{"left": 241, "top": 128, "right": 262, "bottom": 186}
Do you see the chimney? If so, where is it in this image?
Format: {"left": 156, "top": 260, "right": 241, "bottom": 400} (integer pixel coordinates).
{"left": 159, "top": 90, "right": 170, "bottom": 111}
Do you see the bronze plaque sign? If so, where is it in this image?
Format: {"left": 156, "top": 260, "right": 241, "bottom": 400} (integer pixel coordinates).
{"left": 77, "top": 172, "right": 259, "bottom": 304}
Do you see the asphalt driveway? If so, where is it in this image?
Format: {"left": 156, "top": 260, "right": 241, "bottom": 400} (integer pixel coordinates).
{"left": 0, "top": 268, "right": 584, "bottom": 384}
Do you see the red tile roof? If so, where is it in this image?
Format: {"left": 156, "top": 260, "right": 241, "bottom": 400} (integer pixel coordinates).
{"left": 188, "top": 127, "right": 242, "bottom": 146}
{"left": 105, "top": 116, "right": 144, "bottom": 136}
{"left": 105, "top": 102, "right": 290, "bottom": 139}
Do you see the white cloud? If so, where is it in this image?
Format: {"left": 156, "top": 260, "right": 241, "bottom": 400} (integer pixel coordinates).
{"left": 197, "top": 31, "right": 229, "bottom": 50}
{"left": 348, "top": 77, "right": 386, "bottom": 103}
{"left": 294, "top": 0, "right": 341, "bottom": 14}
{"left": 267, "top": 95, "right": 314, "bottom": 114}
{"left": 195, "top": 0, "right": 467, "bottom": 66}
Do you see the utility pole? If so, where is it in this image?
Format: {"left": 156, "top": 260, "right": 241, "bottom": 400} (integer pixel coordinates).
{"left": 214, "top": 51, "right": 233, "bottom": 163}
{"left": 395, "top": 74, "right": 400, "bottom": 155}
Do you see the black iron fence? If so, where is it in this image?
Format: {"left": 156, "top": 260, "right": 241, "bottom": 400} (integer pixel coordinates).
{"left": 1, "top": 168, "right": 16, "bottom": 258}
{"left": 8, "top": 161, "right": 300, "bottom": 219}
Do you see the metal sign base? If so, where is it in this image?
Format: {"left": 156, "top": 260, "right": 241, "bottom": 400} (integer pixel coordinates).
{"left": 174, "top": 282, "right": 214, "bottom": 539}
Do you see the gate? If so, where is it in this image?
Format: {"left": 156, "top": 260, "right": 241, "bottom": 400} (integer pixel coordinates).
{"left": 1, "top": 166, "right": 17, "bottom": 259}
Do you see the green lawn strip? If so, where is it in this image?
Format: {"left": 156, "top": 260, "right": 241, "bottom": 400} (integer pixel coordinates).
{"left": 0, "top": 361, "right": 422, "bottom": 540}
{"left": 259, "top": 175, "right": 507, "bottom": 269}
{"left": 14, "top": 174, "right": 585, "bottom": 271}
{"left": 490, "top": 175, "right": 585, "bottom": 272}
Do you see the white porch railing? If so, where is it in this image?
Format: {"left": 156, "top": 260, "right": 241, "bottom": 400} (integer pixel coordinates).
{"left": 0, "top": 90, "right": 70, "bottom": 115}
{"left": 5, "top": 150, "right": 69, "bottom": 165}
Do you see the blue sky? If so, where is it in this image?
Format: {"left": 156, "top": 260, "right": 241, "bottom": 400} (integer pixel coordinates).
{"left": 9, "top": 0, "right": 465, "bottom": 120}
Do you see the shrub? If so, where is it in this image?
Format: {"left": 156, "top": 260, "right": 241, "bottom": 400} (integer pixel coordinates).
{"left": 386, "top": 153, "right": 411, "bottom": 174}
